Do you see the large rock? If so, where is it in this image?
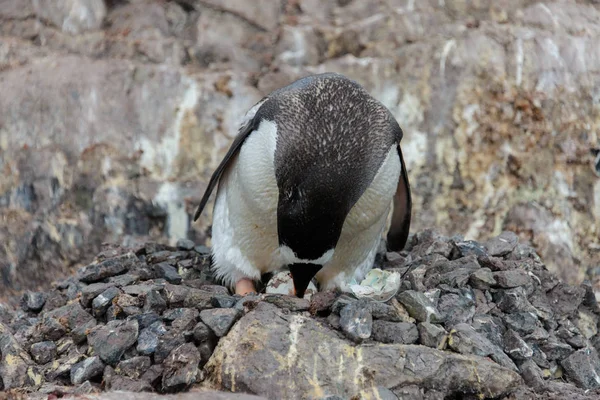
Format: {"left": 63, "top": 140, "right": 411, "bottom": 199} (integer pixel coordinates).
{"left": 204, "top": 304, "right": 522, "bottom": 399}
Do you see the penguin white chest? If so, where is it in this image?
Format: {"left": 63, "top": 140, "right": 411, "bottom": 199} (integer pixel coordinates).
{"left": 210, "top": 120, "right": 283, "bottom": 285}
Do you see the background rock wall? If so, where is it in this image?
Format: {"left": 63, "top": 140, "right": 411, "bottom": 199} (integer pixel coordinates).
{"left": 1, "top": 0, "right": 599, "bottom": 298}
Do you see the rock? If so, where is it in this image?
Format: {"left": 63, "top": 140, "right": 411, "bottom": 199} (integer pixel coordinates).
{"left": 137, "top": 321, "right": 167, "bottom": 356}
{"left": 21, "top": 292, "right": 46, "bottom": 312}
{"left": 108, "top": 274, "right": 139, "bottom": 287}
{"left": 503, "top": 330, "right": 533, "bottom": 361}
{"left": 493, "top": 270, "right": 532, "bottom": 288}
{"left": 0, "top": 323, "right": 38, "bottom": 389}
{"left": 140, "top": 364, "right": 164, "bottom": 386}
{"left": 61, "top": 392, "right": 267, "bottom": 399}
{"left": 438, "top": 291, "right": 475, "bottom": 326}
{"left": 503, "top": 312, "right": 539, "bottom": 335}
{"left": 469, "top": 268, "right": 497, "bottom": 289}
{"left": 78, "top": 253, "right": 138, "bottom": 283}
{"left": 547, "top": 283, "right": 586, "bottom": 317}
{"left": 484, "top": 232, "right": 519, "bottom": 257}
{"left": 80, "top": 283, "right": 114, "bottom": 307}
{"left": 448, "top": 323, "right": 518, "bottom": 372}
{"left": 88, "top": 319, "right": 139, "bottom": 366}
{"left": 132, "top": 312, "right": 161, "bottom": 330}
{"left": 70, "top": 356, "right": 105, "bottom": 385}
{"left": 162, "top": 343, "right": 202, "bottom": 392}
{"left": 45, "top": 348, "right": 85, "bottom": 381}
{"left": 143, "top": 289, "right": 167, "bottom": 314}
{"left": 33, "top": 0, "right": 106, "bottom": 34}
{"left": 29, "top": 341, "right": 57, "bottom": 364}
{"left": 176, "top": 238, "right": 195, "bottom": 251}
{"left": 263, "top": 294, "right": 310, "bottom": 312}
{"left": 540, "top": 340, "right": 575, "bottom": 361}
{"left": 452, "top": 240, "right": 488, "bottom": 258}
{"left": 368, "top": 301, "right": 405, "bottom": 322}
{"left": 339, "top": 301, "right": 373, "bottom": 342}
{"left": 92, "top": 287, "right": 121, "bottom": 317}
{"left": 199, "top": 308, "right": 241, "bottom": 337}
{"left": 116, "top": 356, "right": 151, "bottom": 379}
{"left": 167, "top": 308, "right": 199, "bottom": 332}
{"left": 44, "top": 301, "right": 95, "bottom": 332}
{"left": 397, "top": 290, "right": 443, "bottom": 323}
{"left": 309, "top": 291, "right": 339, "bottom": 315}
{"left": 183, "top": 288, "right": 213, "bottom": 310}
{"left": 205, "top": 305, "right": 522, "bottom": 398}
{"left": 372, "top": 321, "right": 419, "bottom": 344}
{"left": 154, "top": 332, "right": 186, "bottom": 364}
{"left": 39, "top": 317, "right": 67, "bottom": 341}
{"left": 418, "top": 323, "right": 447, "bottom": 349}
{"left": 561, "top": 348, "right": 600, "bottom": 390}
{"left": 494, "top": 287, "right": 535, "bottom": 314}
{"left": 192, "top": 321, "right": 215, "bottom": 343}
{"left": 155, "top": 262, "right": 182, "bottom": 284}
{"left": 211, "top": 295, "right": 237, "bottom": 309}
{"left": 71, "top": 319, "right": 97, "bottom": 344}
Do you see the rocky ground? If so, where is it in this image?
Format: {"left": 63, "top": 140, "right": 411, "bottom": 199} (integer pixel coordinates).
{"left": 1, "top": 230, "right": 600, "bottom": 399}
{"left": 1, "top": 0, "right": 599, "bottom": 302}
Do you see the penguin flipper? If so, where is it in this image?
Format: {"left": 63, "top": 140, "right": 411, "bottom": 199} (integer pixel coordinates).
{"left": 193, "top": 117, "right": 258, "bottom": 222}
{"left": 386, "top": 145, "right": 412, "bottom": 251}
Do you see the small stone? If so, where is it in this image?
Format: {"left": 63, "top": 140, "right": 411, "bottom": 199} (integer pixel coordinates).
{"left": 339, "top": 301, "right": 372, "bottom": 342}
{"left": 122, "top": 284, "right": 156, "bottom": 296}
{"left": 263, "top": 294, "right": 310, "bottom": 311}
{"left": 368, "top": 301, "right": 403, "bottom": 322}
{"left": 170, "top": 308, "right": 199, "bottom": 332}
{"left": 397, "top": 290, "right": 443, "bottom": 323}
{"left": 78, "top": 252, "right": 138, "bottom": 283}
{"left": 137, "top": 320, "right": 167, "bottom": 356}
{"left": 418, "top": 322, "right": 447, "bottom": 349}
{"left": 503, "top": 312, "right": 539, "bottom": 335}
{"left": 141, "top": 364, "right": 164, "bottom": 386}
{"left": 108, "top": 274, "right": 139, "bottom": 287}
{"left": 21, "top": 291, "right": 47, "bottom": 312}
{"left": 132, "top": 312, "right": 161, "bottom": 330}
{"left": 115, "top": 293, "right": 143, "bottom": 309}
{"left": 176, "top": 238, "right": 195, "bottom": 250}
{"left": 88, "top": 319, "right": 139, "bottom": 365}
{"left": 143, "top": 290, "right": 167, "bottom": 313}
{"left": 80, "top": 283, "right": 114, "bottom": 307}
{"left": 71, "top": 319, "right": 97, "bottom": 344}
{"left": 155, "top": 332, "right": 186, "bottom": 364}
{"left": 493, "top": 270, "right": 531, "bottom": 288}
{"left": 41, "top": 291, "right": 67, "bottom": 312}
{"left": 210, "top": 295, "right": 237, "bottom": 308}
{"left": 183, "top": 288, "right": 213, "bottom": 310}
{"left": 331, "top": 295, "right": 356, "bottom": 314}
{"left": 39, "top": 316, "right": 67, "bottom": 341}
{"left": 547, "top": 283, "right": 586, "bottom": 317}
{"left": 30, "top": 341, "right": 57, "bottom": 364}
{"left": 107, "top": 375, "right": 153, "bottom": 392}
{"left": 70, "top": 356, "right": 105, "bottom": 385}
{"left": 484, "top": 231, "right": 519, "bottom": 257}
{"left": 452, "top": 240, "right": 488, "bottom": 258}
{"left": 46, "top": 349, "right": 85, "bottom": 381}
{"left": 493, "top": 287, "right": 535, "bottom": 314}
{"left": 438, "top": 291, "right": 475, "bottom": 327}
{"left": 372, "top": 321, "right": 418, "bottom": 344}
{"left": 469, "top": 268, "right": 497, "bottom": 289}
{"left": 92, "top": 286, "right": 121, "bottom": 317}
{"left": 561, "top": 348, "right": 600, "bottom": 389}
{"left": 540, "top": 340, "right": 574, "bottom": 361}
{"left": 162, "top": 343, "right": 202, "bottom": 392}
{"left": 503, "top": 329, "right": 533, "bottom": 360}
{"left": 117, "top": 356, "right": 151, "bottom": 379}
{"left": 200, "top": 308, "right": 242, "bottom": 337}
{"left": 472, "top": 315, "right": 506, "bottom": 348}
{"left": 155, "top": 262, "right": 182, "bottom": 284}
{"left": 146, "top": 250, "right": 172, "bottom": 264}
{"left": 192, "top": 321, "right": 216, "bottom": 343}
{"left": 309, "top": 291, "right": 338, "bottom": 315}
{"left": 194, "top": 245, "right": 211, "bottom": 255}
{"left": 45, "top": 301, "right": 95, "bottom": 332}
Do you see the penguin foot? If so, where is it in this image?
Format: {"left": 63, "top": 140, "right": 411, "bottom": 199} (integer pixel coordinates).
{"left": 235, "top": 278, "right": 257, "bottom": 296}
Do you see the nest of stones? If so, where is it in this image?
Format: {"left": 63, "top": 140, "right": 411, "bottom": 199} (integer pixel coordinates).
{"left": 1, "top": 230, "right": 600, "bottom": 399}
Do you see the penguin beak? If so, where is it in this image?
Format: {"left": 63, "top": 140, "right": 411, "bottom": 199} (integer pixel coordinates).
{"left": 289, "top": 263, "right": 322, "bottom": 298}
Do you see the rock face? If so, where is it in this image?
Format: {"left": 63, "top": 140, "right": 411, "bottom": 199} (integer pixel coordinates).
{"left": 0, "top": 0, "right": 599, "bottom": 301}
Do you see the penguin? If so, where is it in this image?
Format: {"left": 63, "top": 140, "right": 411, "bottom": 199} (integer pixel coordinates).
{"left": 193, "top": 73, "right": 411, "bottom": 298}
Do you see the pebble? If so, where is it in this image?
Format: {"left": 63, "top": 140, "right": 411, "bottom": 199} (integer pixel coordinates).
{"left": 30, "top": 341, "right": 57, "bottom": 364}
{"left": 199, "top": 308, "right": 242, "bottom": 337}
{"left": 484, "top": 231, "right": 519, "bottom": 257}
{"left": 92, "top": 286, "right": 121, "bottom": 316}
{"left": 155, "top": 262, "right": 183, "bottom": 284}
{"left": 371, "top": 321, "right": 418, "bottom": 344}
{"left": 80, "top": 283, "right": 114, "bottom": 307}
{"left": 137, "top": 321, "right": 167, "bottom": 355}
{"left": 176, "top": 238, "right": 195, "bottom": 251}
{"left": 78, "top": 252, "right": 138, "bottom": 283}
{"left": 397, "top": 290, "right": 443, "bottom": 323}
{"left": 144, "top": 289, "right": 167, "bottom": 313}
{"left": 561, "top": 348, "right": 600, "bottom": 390}
{"left": 418, "top": 322, "right": 447, "bottom": 349}
{"left": 263, "top": 294, "right": 310, "bottom": 311}
{"left": 469, "top": 268, "right": 497, "bottom": 289}
{"left": 117, "top": 356, "right": 152, "bottom": 379}
{"left": 70, "top": 356, "right": 105, "bottom": 385}
{"left": 21, "top": 291, "right": 47, "bottom": 312}
{"left": 162, "top": 343, "right": 202, "bottom": 392}
{"left": 503, "top": 329, "right": 533, "bottom": 360}
{"left": 210, "top": 294, "right": 237, "bottom": 308}
{"left": 493, "top": 270, "right": 532, "bottom": 288}
{"left": 339, "top": 301, "right": 373, "bottom": 342}
{"left": 88, "top": 319, "right": 139, "bottom": 365}
{"left": 154, "top": 332, "right": 186, "bottom": 364}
